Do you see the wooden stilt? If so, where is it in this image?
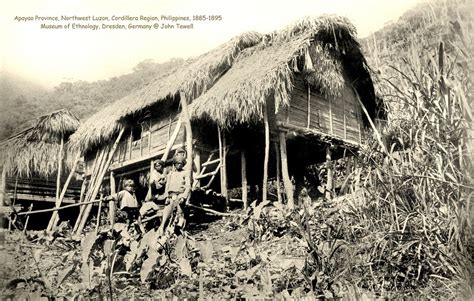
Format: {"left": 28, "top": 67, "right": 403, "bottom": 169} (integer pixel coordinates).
{"left": 325, "top": 145, "right": 333, "bottom": 200}
{"left": 279, "top": 132, "right": 294, "bottom": 209}
{"left": 109, "top": 172, "right": 116, "bottom": 230}
{"left": 262, "top": 106, "right": 270, "bottom": 203}
{"left": 241, "top": 151, "right": 248, "bottom": 209}
{"left": 13, "top": 174, "right": 18, "bottom": 205}
{"left": 217, "top": 126, "right": 228, "bottom": 200}
{"left": 0, "top": 167, "right": 6, "bottom": 208}
{"left": 275, "top": 142, "right": 282, "bottom": 203}
{"left": 47, "top": 154, "right": 81, "bottom": 231}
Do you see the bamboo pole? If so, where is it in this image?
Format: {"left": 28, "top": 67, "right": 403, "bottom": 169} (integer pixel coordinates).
{"left": 325, "top": 146, "right": 333, "bottom": 200}
{"left": 75, "top": 128, "right": 125, "bottom": 234}
{"left": 47, "top": 154, "right": 81, "bottom": 231}
{"left": 262, "top": 105, "right": 270, "bottom": 203}
{"left": 179, "top": 92, "right": 193, "bottom": 201}
{"left": 355, "top": 94, "right": 388, "bottom": 154}
{"left": 74, "top": 148, "right": 110, "bottom": 233}
{"left": 241, "top": 151, "right": 248, "bottom": 209}
{"left": 275, "top": 142, "right": 282, "bottom": 203}
{"left": 161, "top": 117, "right": 182, "bottom": 162}
{"left": 17, "top": 198, "right": 104, "bottom": 216}
{"left": 279, "top": 132, "right": 294, "bottom": 209}
{"left": 109, "top": 171, "right": 116, "bottom": 230}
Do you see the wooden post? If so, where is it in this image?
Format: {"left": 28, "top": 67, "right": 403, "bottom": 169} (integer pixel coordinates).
{"left": 12, "top": 174, "right": 18, "bottom": 205}
{"left": 329, "top": 97, "right": 333, "bottom": 135}
{"left": 241, "top": 151, "right": 248, "bottom": 209}
{"left": 279, "top": 132, "right": 294, "bottom": 209}
{"left": 47, "top": 153, "right": 81, "bottom": 231}
{"left": 0, "top": 167, "right": 6, "bottom": 208}
{"left": 95, "top": 192, "right": 103, "bottom": 234}
{"left": 325, "top": 145, "right": 333, "bottom": 200}
{"left": 75, "top": 128, "right": 125, "bottom": 234}
{"left": 307, "top": 85, "right": 311, "bottom": 128}
{"left": 148, "top": 121, "right": 152, "bottom": 154}
{"left": 128, "top": 132, "right": 132, "bottom": 160}
{"left": 262, "top": 105, "right": 270, "bottom": 203}
{"left": 217, "top": 126, "right": 228, "bottom": 199}
{"left": 194, "top": 148, "right": 201, "bottom": 188}
{"left": 274, "top": 142, "right": 282, "bottom": 203}
{"left": 179, "top": 92, "right": 193, "bottom": 201}
{"left": 55, "top": 136, "right": 64, "bottom": 214}
{"left": 109, "top": 171, "right": 116, "bottom": 230}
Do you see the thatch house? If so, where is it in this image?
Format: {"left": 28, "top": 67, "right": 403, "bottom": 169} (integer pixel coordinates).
{"left": 0, "top": 109, "right": 81, "bottom": 229}
{"left": 70, "top": 15, "right": 383, "bottom": 231}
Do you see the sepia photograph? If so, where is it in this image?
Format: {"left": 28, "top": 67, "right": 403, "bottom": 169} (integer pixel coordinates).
{"left": 1, "top": 0, "right": 472, "bottom": 299}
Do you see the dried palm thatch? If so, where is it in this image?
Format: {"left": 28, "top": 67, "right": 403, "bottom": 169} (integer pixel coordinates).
{"left": 190, "top": 15, "right": 376, "bottom": 126}
{"left": 0, "top": 109, "right": 80, "bottom": 177}
{"left": 70, "top": 31, "right": 263, "bottom": 152}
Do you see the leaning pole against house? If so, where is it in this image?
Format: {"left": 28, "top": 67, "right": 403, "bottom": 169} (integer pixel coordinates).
{"left": 179, "top": 92, "right": 193, "bottom": 201}
{"left": 74, "top": 128, "right": 125, "bottom": 234}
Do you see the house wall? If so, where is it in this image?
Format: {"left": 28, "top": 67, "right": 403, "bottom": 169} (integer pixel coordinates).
{"left": 277, "top": 76, "right": 365, "bottom": 145}
{"left": 85, "top": 112, "right": 186, "bottom": 176}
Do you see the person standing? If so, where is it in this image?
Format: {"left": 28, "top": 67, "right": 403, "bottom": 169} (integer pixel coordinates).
{"left": 146, "top": 160, "right": 167, "bottom": 202}
{"left": 105, "top": 179, "right": 139, "bottom": 226}
{"left": 157, "top": 156, "right": 189, "bottom": 235}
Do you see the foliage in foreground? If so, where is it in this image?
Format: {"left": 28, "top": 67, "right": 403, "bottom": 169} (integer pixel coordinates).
{"left": 341, "top": 20, "right": 473, "bottom": 297}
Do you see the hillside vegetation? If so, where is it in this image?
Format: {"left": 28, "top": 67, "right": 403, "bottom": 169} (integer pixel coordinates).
{"left": 0, "top": 59, "right": 183, "bottom": 140}
{"left": 1, "top": 0, "right": 472, "bottom": 299}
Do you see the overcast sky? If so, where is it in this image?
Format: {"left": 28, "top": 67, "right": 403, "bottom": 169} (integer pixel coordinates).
{"left": 1, "top": 0, "right": 424, "bottom": 88}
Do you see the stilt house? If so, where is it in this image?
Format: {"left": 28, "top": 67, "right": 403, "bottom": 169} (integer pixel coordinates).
{"left": 0, "top": 109, "right": 81, "bottom": 229}
{"left": 70, "top": 15, "right": 382, "bottom": 231}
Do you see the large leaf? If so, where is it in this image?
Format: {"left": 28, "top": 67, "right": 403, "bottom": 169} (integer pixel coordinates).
{"left": 175, "top": 236, "right": 188, "bottom": 260}
{"left": 140, "top": 251, "right": 160, "bottom": 283}
{"left": 137, "top": 229, "right": 158, "bottom": 259}
{"left": 197, "top": 240, "right": 214, "bottom": 263}
{"left": 81, "top": 232, "right": 97, "bottom": 263}
{"left": 179, "top": 257, "right": 192, "bottom": 277}
{"left": 57, "top": 262, "right": 77, "bottom": 287}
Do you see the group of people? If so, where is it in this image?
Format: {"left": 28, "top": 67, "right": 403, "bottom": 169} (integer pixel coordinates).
{"left": 105, "top": 147, "right": 190, "bottom": 235}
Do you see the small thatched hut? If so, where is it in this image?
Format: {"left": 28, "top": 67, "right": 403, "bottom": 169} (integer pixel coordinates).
{"left": 0, "top": 109, "right": 81, "bottom": 228}
{"left": 70, "top": 15, "right": 383, "bottom": 231}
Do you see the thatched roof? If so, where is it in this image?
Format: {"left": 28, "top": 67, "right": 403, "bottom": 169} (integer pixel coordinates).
{"left": 190, "top": 15, "right": 378, "bottom": 126}
{"left": 72, "top": 15, "right": 379, "bottom": 153}
{"left": 70, "top": 32, "right": 263, "bottom": 152}
{"left": 0, "top": 109, "right": 80, "bottom": 177}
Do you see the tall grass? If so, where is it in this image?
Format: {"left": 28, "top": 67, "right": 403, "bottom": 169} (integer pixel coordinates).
{"left": 340, "top": 11, "right": 473, "bottom": 298}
